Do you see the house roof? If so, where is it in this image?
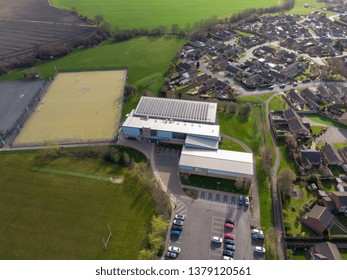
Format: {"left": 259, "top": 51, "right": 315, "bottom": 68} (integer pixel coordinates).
{"left": 302, "top": 205, "right": 333, "bottom": 234}
{"left": 288, "top": 118, "right": 309, "bottom": 135}
{"left": 330, "top": 192, "right": 347, "bottom": 207}
{"left": 134, "top": 96, "right": 217, "bottom": 124}
{"left": 179, "top": 146, "right": 254, "bottom": 176}
{"left": 321, "top": 144, "right": 344, "bottom": 165}
{"left": 301, "top": 88, "right": 318, "bottom": 101}
{"left": 311, "top": 242, "right": 342, "bottom": 260}
{"left": 301, "top": 150, "right": 323, "bottom": 166}
{"left": 283, "top": 108, "right": 299, "bottom": 121}
{"left": 288, "top": 89, "right": 306, "bottom": 105}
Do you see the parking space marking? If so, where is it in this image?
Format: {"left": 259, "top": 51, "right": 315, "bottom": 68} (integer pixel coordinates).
{"left": 230, "top": 196, "right": 236, "bottom": 205}
{"left": 207, "top": 192, "right": 213, "bottom": 201}
{"left": 215, "top": 193, "right": 221, "bottom": 203}
{"left": 209, "top": 215, "right": 225, "bottom": 260}
{"left": 200, "top": 191, "right": 205, "bottom": 200}
{"left": 223, "top": 195, "right": 229, "bottom": 204}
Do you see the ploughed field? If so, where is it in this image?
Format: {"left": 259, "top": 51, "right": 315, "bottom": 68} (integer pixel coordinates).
{"left": 0, "top": 0, "right": 94, "bottom": 59}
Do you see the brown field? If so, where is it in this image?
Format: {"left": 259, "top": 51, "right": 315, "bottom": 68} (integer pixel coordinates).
{"left": 14, "top": 71, "right": 126, "bottom": 146}
{"left": 0, "top": 0, "right": 94, "bottom": 59}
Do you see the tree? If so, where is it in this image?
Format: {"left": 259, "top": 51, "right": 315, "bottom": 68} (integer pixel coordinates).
{"left": 196, "top": 61, "right": 200, "bottom": 69}
{"left": 263, "top": 145, "right": 273, "bottom": 175}
{"left": 239, "top": 103, "right": 252, "bottom": 117}
{"left": 235, "top": 177, "right": 244, "bottom": 190}
{"left": 277, "top": 168, "right": 296, "bottom": 197}
{"left": 94, "top": 15, "right": 104, "bottom": 27}
{"left": 285, "top": 133, "right": 298, "bottom": 159}
{"left": 121, "top": 152, "right": 131, "bottom": 167}
{"left": 171, "top": 24, "right": 180, "bottom": 35}
{"left": 124, "top": 84, "right": 137, "bottom": 97}
{"left": 138, "top": 249, "right": 155, "bottom": 260}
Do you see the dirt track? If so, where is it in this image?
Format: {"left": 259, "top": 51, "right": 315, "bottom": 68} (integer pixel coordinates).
{"left": 0, "top": 0, "right": 94, "bottom": 59}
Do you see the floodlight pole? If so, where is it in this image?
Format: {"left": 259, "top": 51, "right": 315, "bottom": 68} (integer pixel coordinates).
{"left": 50, "top": 56, "right": 57, "bottom": 72}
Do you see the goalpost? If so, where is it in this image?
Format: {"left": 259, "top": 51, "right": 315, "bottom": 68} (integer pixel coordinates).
{"left": 102, "top": 224, "right": 113, "bottom": 251}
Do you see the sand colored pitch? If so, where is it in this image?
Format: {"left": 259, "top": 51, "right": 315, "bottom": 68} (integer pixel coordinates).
{"left": 14, "top": 71, "right": 126, "bottom": 146}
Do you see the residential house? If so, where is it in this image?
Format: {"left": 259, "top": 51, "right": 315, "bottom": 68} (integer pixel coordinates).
{"left": 321, "top": 144, "right": 344, "bottom": 166}
{"left": 329, "top": 192, "right": 347, "bottom": 213}
{"left": 177, "top": 62, "right": 194, "bottom": 73}
{"left": 226, "top": 65, "right": 243, "bottom": 78}
{"left": 199, "top": 78, "right": 218, "bottom": 93}
{"left": 288, "top": 118, "right": 310, "bottom": 138}
{"left": 287, "top": 89, "right": 307, "bottom": 107}
{"left": 301, "top": 88, "right": 320, "bottom": 110}
{"left": 317, "top": 85, "right": 333, "bottom": 102}
{"left": 300, "top": 150, "right": 323, "bottom": 171}
{"left": 308, "top": 242, "right": 342, "bottom": 260}
{"left": 322, "top": 196, "right": 336, "bottom": 212}
{"left": 301, "top": 205, "right": 333, "bottom": 234}
{"left": 280, "top": 62, "right": 304, "bottom": 78}
{"left": 283, "top": 108, "right": 299, "bottom": 121}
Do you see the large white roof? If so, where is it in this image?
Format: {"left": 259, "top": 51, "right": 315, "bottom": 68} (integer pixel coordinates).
{"left": 123, "top": 112, "right": 220, "bottom": 138}
{"left": 179, "top": 147, "right": 254, "bottom": 176}
{"left": 134, "top": 96, "right": 217, "bottom": 124}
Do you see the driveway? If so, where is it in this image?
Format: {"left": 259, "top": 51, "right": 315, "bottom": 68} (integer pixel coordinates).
{"left": 315, "top": 126, "right": 347, "bottom": 145}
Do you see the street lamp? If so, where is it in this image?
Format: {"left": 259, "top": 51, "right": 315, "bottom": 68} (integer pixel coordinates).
{"left": 50, "top": 56, "right": 57, "bottom": 72}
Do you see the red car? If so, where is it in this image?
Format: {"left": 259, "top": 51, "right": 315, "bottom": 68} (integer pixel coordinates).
{"left": 225, "top": 223, "right": 234, "bottom": 229}
{"left": 224, "top": 233, "right": 235, "bottom": 240}
{"left": 155, "top": 145, "right": 161, "bottom": 153}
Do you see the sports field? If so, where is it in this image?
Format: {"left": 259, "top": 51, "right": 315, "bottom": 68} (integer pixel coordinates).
{"left": 14, "top": 71, "right": 126, "bottom": 146}
{"left": 52, "top": 0, "right": 279, "bottom": 28}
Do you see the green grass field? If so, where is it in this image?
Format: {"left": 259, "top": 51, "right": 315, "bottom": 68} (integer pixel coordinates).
{"left": 306, "top": 114, "right": 347, "bottom": 129}
{"left": 1, "top": 36, "right": 185, "bottom": 116}
{"left": 269, "top": 94, "right": 287, "bottom": 111}
{"left": 52, "top": 0, "right": 280, "bottom": 29}
{"left": 0, "top": 149, "right": 155, "bottom": 259}
{"left": 219, "top": 137, "right": 246, "bottom": 152}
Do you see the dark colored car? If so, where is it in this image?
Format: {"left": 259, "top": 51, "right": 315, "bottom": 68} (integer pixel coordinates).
{"left": 225, "top": 244, "right": 236, "bottom": 251}
{"left": 223, "top": 250, "right": 234, "bottom": 257}
{"left": 166, "top": 252, "right": 177, "bottom": 259}
{"left": 225, "top": 218, "right": 235, "bottom": 225}
{"left": 224, "top": 239, "right": 235, "bottom": 245}
{"left": 171, "top": 224, "right": 183, "bottom": 231}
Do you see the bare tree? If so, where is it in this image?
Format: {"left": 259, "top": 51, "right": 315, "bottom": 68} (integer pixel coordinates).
{"left": 235, "top": 177, "right": 244, "bottom": 190}
{"left": 94, "top": 15, "right": 104, "bottom": 27}
{"left": 277, "top": 168, "right": 296, "bottom": 197}
{"left": 263, "top": 145, "right": 274, "bottom": 175}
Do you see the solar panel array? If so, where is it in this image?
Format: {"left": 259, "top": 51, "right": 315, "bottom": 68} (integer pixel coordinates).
{"left": 134, "top": 97, "right": 216, "bottom": 124}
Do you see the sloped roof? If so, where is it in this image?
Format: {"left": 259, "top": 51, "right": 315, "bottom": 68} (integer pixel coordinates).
{"left": 312, "top": 242, "right": 342, "bottom": 260}
{"left": 134, "top": 97, "right": 217, "bottom": 124}
{"left": 321, "top": 144, "right": 344, "bottom": 165}
{"left": 302, "top": 205, "right": 333, "bottom": 234}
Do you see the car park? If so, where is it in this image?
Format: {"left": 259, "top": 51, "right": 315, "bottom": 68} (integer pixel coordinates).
{"left": 225, "top": 244, "right": 236, "bottom": 251}
{"left": 224, "top": 239, "right": 235, "bottom": 245}
{"left": 168, "top": 246, "right": 181, "bottom": 254}
{"left": 244, "top": 196, "right": 250, "bottom": 207}
{"left": 238, "top": 195, "right": 244, "bottom": 206}
{"left": 173, "top": 219, "right": 184, "bottom": 226}
{"left": 254, "top": 246, "right": 266, "bottom": 253}
{"left": 224, "top": 233, "right": 235, "bottom": 240}
{"left": 175, "top": 214, "right": 185, "bottom": 221}
{"left": 166, "top": 252, "right": 178, "bottom": 259}
{"left": 225, "top": 223, "right": 234, "bottom": 230}
{"left": 225, "top": 218, "right": 235, "bottom": 225}
{"left": 211, "top": 236, "right": 223, "bottom": 244}
{"left": 223, "top": 250, "right": 234, "bottom": 257}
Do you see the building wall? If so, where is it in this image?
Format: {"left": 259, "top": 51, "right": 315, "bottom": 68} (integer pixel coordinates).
{"left": 179, "top": 165, "right": 252, "bottom": 180}
{"left": 157, "top": 130, "right": 172, "bottom": 139}
{"left": 122, "top": 126, "right": 141, "bottom": 137}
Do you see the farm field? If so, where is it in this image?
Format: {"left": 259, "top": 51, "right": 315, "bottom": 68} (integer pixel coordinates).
{"left": 14, "top": 71, "right": 126, "bottom": 146}
{"left": 1, "top": 36, "right": 186, "bottom": 116}
{"left": 0, "top": 149, "right": 155, "bottom": 259}
{"left": 51, "top": 0, "right": 280, "bottom": 28}
{"left": 0, "top": 0, "right": 94, "bottom": 59}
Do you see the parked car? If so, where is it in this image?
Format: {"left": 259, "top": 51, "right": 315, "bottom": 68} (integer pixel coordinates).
{"left": 238, "top": 195, "right": 244, "bottom": 206}
{"left": 166, "top": 251, "right": 177, "bottom": 259}
{"left": 293, "top": 82, "right": 298, "bottom": 87}
{"left": 168, "top": 246, "right": 181, "bottom": 254}
{"left": 244, "top": 196, "right": 250, "bottom": 207}
{"left": 279, "top": 83, "right": 286, "bottom": 89}
{"left": 155, "top": 145, "right": 161, "bottom": 153}
{"left": 251, "top": 228, "right": 264, "bottom": 240}
{"left": 175, "top": 214, "right": 185, "bottom": 221}
{"left": 170, "top": 230, "right": 181, "bottom": 236}
{"left": 173, "top": 219, "right": 184, "bottom": 226}
{"left": 171, "top": 224, "right": 182, "bottom": 231}
{"left": 224, "top": 233, "right": 235, "bottom": 240}
{"left": 225, "top": 223, "right": 235, "bottom": 229}
{"left": 221, "top": 255, "right": 233, "bottom": 260}
{"left": 211, "top": 236, "right": 223, "bottom": 244}
{"left": 268, "top": 85, "right": 274, "bottom": 90}
{"left": 225, "top": 244, "right": 236, "bottom": 251}
{"left": 251, "top": 229, "right": 263, "bottom": 235}
{"left": 225, "top": 218, "right": 235, "bottom": 225}
{"left": 223, "top": 250, "right": 234, "bottom": 257}
{"left": 224, "top": 239, "right": 235, "bottom": 245}
{"left": 254, "top": 246, "right": 266, "bottom": 253}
